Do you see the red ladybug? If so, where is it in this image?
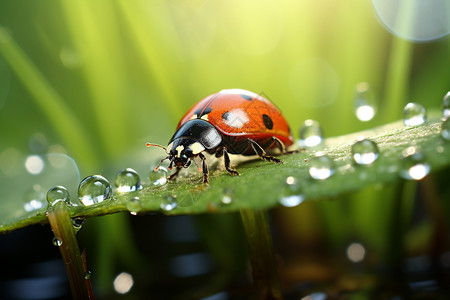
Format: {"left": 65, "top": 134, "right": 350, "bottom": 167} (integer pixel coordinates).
{"left": 147, "top": 89, "right": 293, "bottom": 183}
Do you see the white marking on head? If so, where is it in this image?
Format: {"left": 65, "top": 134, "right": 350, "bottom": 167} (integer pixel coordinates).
{"left": 175, "top": 145, "right": 184, "bottom": 157}
{"left": 190, "top": 142, "right": 205, "bottom": 155}
{"left": 189, "top": 114, "right": 198, "bottom": 120}
{"left": 200, "top": 114, "right": 209, "bottom": 121}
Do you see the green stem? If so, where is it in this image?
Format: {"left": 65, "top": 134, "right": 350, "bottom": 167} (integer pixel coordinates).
{"left": 47, "top": 202, "right": 93, "bottom": 300}
{"left": 240, "top": 209, "right": 282, "bottom": 300}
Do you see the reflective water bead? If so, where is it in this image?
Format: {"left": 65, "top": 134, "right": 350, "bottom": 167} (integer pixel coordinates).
{"left": 149, "top": 166, "right": 168, "bottom": 186}
{"left": 52, "top": 237, "right": 63, "bottom": 247}
{"left": 160, "top": 195, "right": 177, "bottom": 211}
{"left": 351, "top": 138, "right": 379, "bottom": 165}
{"left": 126, "top": 197, "right": 142, "bottom": 215}
{"left": 221, "top": 188, "right": 233, "bottom": 205}
{"left": 442, "top": 117, "right": 450, "bottom": 141}
{"left": 72, "top": 217, "right": 85, "bottom": 233}
{"left": 299, "top": 119, "right": 323, "bottom": 147}
{"left": 115, "top": 168, "right": 142, "bottom": 193}
{"left": 78, "top": 175, "right": 112, "bottom": 206}
{"left": 442, "top": 91, "right": 450, "bottom": 119}
{"left": 403, "top": 103, "right": 427, "bottom": 126}
{"left": 309, "top": 153, "right": 334, "bottom": 180}
{"left": 399, "top": 147, "right": 430, "bottom": 180}
{"left": 354, "top": 82, "right": 376, "bottom": 121}
{"left": 279, "top": 176, "right": 304, "bottom": 207}
{"left": 47, "top": 186, "right": 70, "bottom": 206}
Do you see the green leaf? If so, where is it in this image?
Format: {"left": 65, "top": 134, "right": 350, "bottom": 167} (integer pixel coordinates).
{"left": 1, "top": 114, "right": 449, "bottom": 234}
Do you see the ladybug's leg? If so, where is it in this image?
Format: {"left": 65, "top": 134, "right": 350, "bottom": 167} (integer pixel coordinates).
{"left": 168, "top": 167, "right": 181, "bottom": 181}
{"left": 222, "top": 148, "right": 239, "bottom": 176}
{"left": 272, "top": 136, "right": 287, "bottom": 153}
{"left": 198, "top": 153, "right": 209, "bottom": 183}
{"left": 248, "top": 138, "right": 282, "bottom": 163}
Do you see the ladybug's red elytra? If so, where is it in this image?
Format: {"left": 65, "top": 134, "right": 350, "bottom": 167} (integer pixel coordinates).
{"left": 147, "top": 89, "right": 294, "bottom": 183}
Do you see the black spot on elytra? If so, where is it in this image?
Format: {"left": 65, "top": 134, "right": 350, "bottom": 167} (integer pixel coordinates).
{"left": 222, "top": 111, "right": 229, "bottom": 121}
{"left": 194, "top": 107, "right": 213, "bottom": 118}
{"left": 240, "top": 94, "right": 253, "bottom": 101}
{"left": 262, "top": 114, "right": 273, "bottom": 130}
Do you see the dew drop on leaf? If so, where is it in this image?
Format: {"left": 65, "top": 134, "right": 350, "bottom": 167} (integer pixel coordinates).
{"left": 403, "top": 103, "right": 427, "bottom": 126}
{"left": 115, "top": 168, "right": 142, "bottom": 193}
{"left": 149, "top": 166, "right": 168, "bottom": 186}
{"left": 299, "top": 119, "right": 323, "bottom": 147}
{"left": 160, "top": 195, "right": 177, "bottom": 212}
{"left": 78, "top": 175, "right": 111, "bottom": 206}
{"left": 126, "top": 197, "right": 142, "bottom": 215}
{"left": 309, "top": 153, "right": 334, "bottom": 180}
{"left": 352, "top": 138, "right": 379, "bottom": 165}
{"left": 46, "top": 186, "right": 70, "bottom": 206}
{"left": 279, "top": 176, "right": 304, "bottom": 207}
{"left": 399, "top": 147, "right": 430, "bottom": 180}
{"left": 354, "top": 82, "right": 376, "bottom": 122}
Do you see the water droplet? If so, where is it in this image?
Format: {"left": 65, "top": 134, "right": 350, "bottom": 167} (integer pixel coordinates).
{"left": 24, "top": 184, "right": 45, "bottom": 212}
{"left": 52, "top": 237, "right": 63, "bottom": 247}
{"left": 354, "top": 82, "right": 376, "bottom": 121}
{"left": 309, "top": 153, "right": 334, "bottom": 180}
{"left": 46, "top": 186, "right": 70, "bottom": 206}
{"left": 403, "top": 103, "right": 427, "bottom": 126}
{"left": 115, "top": 168, "right": 142, "bottom": 193}
{"left": 279, "top": 176, "right": 304, "bottom": 207}
{"left": 442, "top": 91, "right": 450, "bottom": 119}
{"left": 399, "top": 147, "right": 430, "bottom": 180}
{"left": 160, "top": 195, "right": 177, "bottom": 212}
{"left": 351, "top": 138, "right": 379, "bottom": 165}
{"left": 84, "top": 271, "right": 92, "bottom": 280}
{"left": 441, "top": 117, "right": 450, "bottom": 141}
{"left": 299, "top": 119, "right": 323, "bottom": 147}
{"left": 221, "top": 188, "right": 233, "bottom": 205}
{"left": 149, "top": 166, "right": 168, "bottom": 186}
{"left": 78, "top": 175, "right": 112, "bottom": 206}
{"left": 126, "top": 197, "right": 141, "bottom": 215}
{"left": 72, "top": 217, "right": 85, "bottom": 233}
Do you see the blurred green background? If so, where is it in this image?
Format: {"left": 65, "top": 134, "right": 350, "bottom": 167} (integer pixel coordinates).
{"left": 0, "top": 0, "right": 449, "bottom": 299}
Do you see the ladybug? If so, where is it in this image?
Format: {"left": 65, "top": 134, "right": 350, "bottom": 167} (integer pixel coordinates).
{"left": 147, "top": 89, "right": 294, "bottom": 183}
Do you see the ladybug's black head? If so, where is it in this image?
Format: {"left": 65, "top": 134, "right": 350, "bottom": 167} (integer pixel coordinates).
{"left": 166, "top": 138, "right": 205, "bottom": 169}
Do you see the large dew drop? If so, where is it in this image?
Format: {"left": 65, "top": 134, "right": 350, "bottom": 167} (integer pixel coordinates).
{"left": 115, "top": 168, "right": 142, "bottom": 193}
{"left": 46, "top": 186, "right": 70, "bottom": 206}
{"left": 442, "top": 91, "right": 450, "bottom": 119}
{"left": 309, "top": 153, "right": 334, "bottom": 180}
{"left": 403, "top": 103, "right": 427, "bottom": 126}
{"left": 354, "top": 82, "right": 376, "bottom": 122}
{"left": 78, "top": 175, "right": 112, "bottom": 206}
{"left": 299, "top": 119, "right": 323, "bottom": 147}
{"left": 399, "top": 147, "right": 430, "bottom": 181}
{"left": 352, "top": 138, "right": 379, "bottom": 165}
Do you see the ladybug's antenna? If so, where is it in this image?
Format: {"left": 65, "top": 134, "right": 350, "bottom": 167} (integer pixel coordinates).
{"left": 146, "top": 143, "right": 167, "bottom": 151}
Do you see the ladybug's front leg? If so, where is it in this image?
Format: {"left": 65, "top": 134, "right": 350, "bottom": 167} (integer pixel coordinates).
{"left": 198, "top": 153, "right": 209, "bottom": 184}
